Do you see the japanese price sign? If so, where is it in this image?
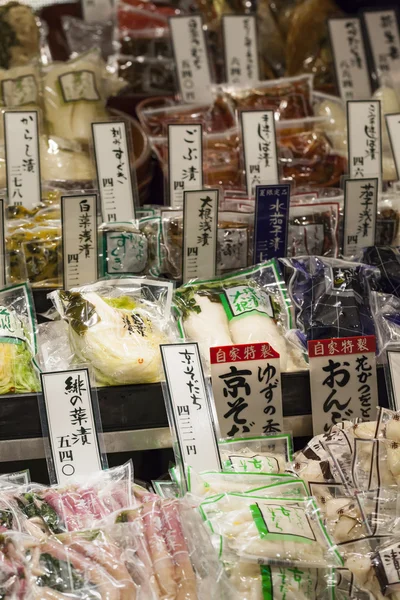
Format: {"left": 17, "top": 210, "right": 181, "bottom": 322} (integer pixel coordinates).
{"left": 169, "top": 16, "right": 213, "bottom": 104}
{"left": 92, "top": 121, "right": 137, "bottom": 223}
{"left": 222, "top": 15, "right": 259, "bottom": 85}
{"left": 183, "top": 188, "right": 218, "bottom": 282}
{"left": 241, "top": 110, "right": 279, "bottom": 197}
{"left": 362, "top": 9, "right": 400, "bottom": 87}
{"left": 40, "top": 369, "right": 104, "bottom": 484}
{"left": 168, "top": 124, "right": 203, "bottom": 208}
{"left": 160, "top": 343, "right": 222, "bottom": 477}
{"left": 254, "top": 184, "right": 290, "bottom": 263}
{"left": 0, "top": 199, "right": 5, "bottom": 289}
{"left": 347, "top": 101, "right": 382, "bottom": 184}
{"left": 4, "top": 110, "right": 41, "bottom": 209}
{"left": 328, "top": 18, "right": 371, "bottom": 101}
{"left": 308, "top": 335, "right": 378, "bottom": 435}
{"left": 81, "top": 0, "right": 113, "bottom": 22}
{"left": 210, "top": 342, "right": 283, "bottom": 438}
{"left": 385, "top": 349, "right": 400, "bottom": 411}
{"left": 343, "top": 178, "right": 378, "bottom": 257}
{"left": 385, "top": 113, "right": 400, "bottom": 180}
{"left": 61, "top": 194, "right": 98, "bottom": 288}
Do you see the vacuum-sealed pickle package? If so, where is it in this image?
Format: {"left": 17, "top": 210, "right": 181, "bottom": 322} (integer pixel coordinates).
{"left": 218, "top": 433, "right": 293, "bottom": 474}
{"left": 50, "top": 277, "right": 175, "bottom": 385}
{"left": 288, "top": 199, "right": 340, "bottom": 257}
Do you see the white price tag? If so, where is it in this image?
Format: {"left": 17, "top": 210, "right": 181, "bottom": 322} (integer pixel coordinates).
{"left": 0, "top": 199, "right": 5, "bottom": 289}
{"left": 222, "top": 15, "right": 259, "bottom": 85}
{"left": 169, "top": 16, "right": 213, "bottom": 104}
{"left": 160, "top": 343, "right": 221, "bottom": 477}
{"left": 183, "top": 189, "right": 218, "bottom": 282}
{"left": 241, "top": 110, "right": 278, "bottom": 197}
{"left": 61, "top": 194, "right": 98, "bottom": 289}
{"left": 4, "top": 110, "right": 41, "bottom": 209}
{"left": 347, "top": 101, "right": 382, "bottom": 183}
{"left": 386, "top": 349, "right": 400, "bottom": 411}
{"left": 210, "top": 342, "right": 283, "bottom": 439}
{"left": 386, "top": 113, "right": 400, "bottom": 180}
{"left": 168, "top": 124, "right": 203, "bottom": 208}
{"left": 343, "top": 178, "right": 378, "bottom": 256}
{"left": 81, "top": 0, "right": 114, "bottom": 22}
{"left": 92, "top": 121, "right": 137, "bottom": 223}
{"left": 362, "top": 9, "right": 400, "bottom": 87}
{"left": 328, "top": 18, "right": 371, "bottom": 101}
{"left": 40, "top": 369, "right": 103, "bottom": 484}
{"left": 308, "top": 336, "right": 378, "bottom": 435}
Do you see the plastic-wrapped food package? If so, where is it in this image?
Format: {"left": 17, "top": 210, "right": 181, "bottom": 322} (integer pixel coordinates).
{"left": 186, "top": 467, "right": 299, "bottom": 498}
{"left": 49, "top": 277, "right": 175, "bottom": 386}
{"left": 218, "top": 433, "right": 293, "bottom": 474}
{"left": 0, "top": 2, "right": 40, "bottom": 69}
{"left": 357, "top": 486, "right": 400, "bottom": 537}
{"left": 221, "top": 74, "right": 314, "bottom": 119}
{"left": 62, "top": 15, "right": 115, "bottom": 60}
{"left": 117, "top": 1, "right": 175, "bottom": 56}
{"left": 343, "top": 537, "right": 392, "bottom": 600}
{"left": 0, "top": 283, "right": 40, "bottom": 395}
{"left": 284, "top": 0, "right": 341, "bottom": 94}
{"left": 198, "top": 493, "right": 343, "bottom": 567}
{"left": 372, "top": 537, "right": 400, "bottom": 596}
{"left": 161, "top": 208, "right": 252, "bottom": 279}
{"left": 225, "top": 562, "right": 334, "bottom": 600}
{"left": 282, "top": 256, "right": 378, "bottom": 344}
{"left": 173, "top": 261, "right": 308, "bottom": 372}
{"left": 118, "top": 55, "right": 177, "bottom": 95}
{"left": 276, "top": 117, "right": 347, "bottom": 188}
{"left": 313, "top": 91, "right": 347, "bottom": 155}
{"left": 376, "top": 194, "right": 400, "bottom": 247}
{"left": 99, "top": 218, "right": 162, "bottom": 278}
{"left": 288, "top": 199, "right": 340, "bottom": 257}
{"left": 14, "top": 462, "right": 133, "bottom": 535}
{"left": 371, "top": 291, "right": 400, "bottom": 355}
{"left": 361, "top": 247, "right": 400, "bottom": 297}
{"left": 0, "top": 63, "right": 41, "bottom": 141}
{"left": 137, "top": 95, "right": 236, "bottom": 137}
{"left": 42, "top": 49, "right": 125, "bottom": 144}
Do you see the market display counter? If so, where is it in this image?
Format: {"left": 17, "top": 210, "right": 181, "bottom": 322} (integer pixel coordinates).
{"left": 0, "top": 368, "right": 390, "bottom": 464}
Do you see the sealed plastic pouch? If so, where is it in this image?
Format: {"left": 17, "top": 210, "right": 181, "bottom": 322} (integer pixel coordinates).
{"left": 218, "top": 433, "right": 293, "bottom": 473}
{"left": 288, "top": 199, "right": 340, "bottom": 257}
{"left": 199, "top": 493, "right": 343, "bottom": 568}
{"left": 50, "top": 277, "right": 175, "bottom": 386}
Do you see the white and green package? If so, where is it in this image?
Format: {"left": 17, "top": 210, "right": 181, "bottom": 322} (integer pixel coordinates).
{"left": 199, "top": 493, "right": 343, "bottom": 568}
{"left": 0, "top": 283, "right": 40, "bottom": 394}
{"left": 219, "top": 433, "right": 293, "bottom": 474}
{"left": 173, "top": 260, "right": 307, "bottom": 372}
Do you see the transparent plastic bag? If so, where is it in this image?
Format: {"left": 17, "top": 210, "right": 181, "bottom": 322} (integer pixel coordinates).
{"left": 371, "top": 292, "right": 400, "bottom": 356}
{"left": 282, "top": 256, "right": 378, "bottom": 343}
{"left": 218, "top": 433, "right": 293, "bottom": 473}
{"left": 357, "top": 486, "right": 400, "bottom": 537}
{"left": 49, "top": 277, "right": 175, "bottom": 386}
{"left": 173, "top": 260, "right": 307, "bottom": 373}
{"left": 0, "top": 282, "right": 40, "bottom": 395}
{"left": 288, "top": 199, "right": 340, "bottom": 258}
{"left": 199, "top": 493, "right": 343, "bottom": 568}
{"left": 62, "top": 15, "right": 115, "bottom": 60}
{"left": 361, "top": 247, "right": 400, "bottom": 297}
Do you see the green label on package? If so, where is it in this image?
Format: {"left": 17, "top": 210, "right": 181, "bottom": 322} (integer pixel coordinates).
{"left": 260, "top": 565, "right": 320, "bottom": 600}
{"left": 226, "top": 454, "right": 279, "bottom": 473}
{"left": 220, "top": 285, "right": 273, "bottom": 320}
{"left": 0, "top": 306, "right": 25, "bottom": 344}
{"left": 251, "top": 502, "right": 315, "bottom": 543}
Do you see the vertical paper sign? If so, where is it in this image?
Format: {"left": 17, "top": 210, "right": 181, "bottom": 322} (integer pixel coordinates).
{"left": 241, "top": 110, "right": 279, "bottom": 197}
{"left": 4, "top": 110, "right": 41, "bottom": 209}
{"left": 160, "top": 343, "right": 222, "bottom": 476}
{"left": 210, "top": 342, "right": 283, "bottom": 439}
{"left": 343, "top": 178, "right": 378, "bottom": 257}
{"left": 347, "top": 101, "right": 382, "bottom": 183}
{"left": 385, "top": 113, "right": 400, "bottom": 180}
{"left": 183, "top": 188, "right": 218, "bottom": 282}
{"left": 0, "top": 199, "right": 5, "bottom": 289}
{"left": 168, "top": 124, "right": 203, "bottom": 208}
{"left": 386, "top": 349, "right": 400, "bottom": 411}
{"left": 222, "top": 15, "right": 259, "bottom": 85}
{"left": 82, "top": 0, "right": 113, "bottom": 22}
{"left": 40, "top": 369, "right": 103, "bottom": 484}
{"left": 328, "top": 18, "right": 371, "bottom": 101}
{"left": 308, "top": 336, "right": 378, "bottom": 435}
{"left": 92, "top": 121, "right": 137, "bottom": 223}
{"left": 169, "top": 16, "right": 213, "bottom": 104}
{"left": 61, "top": 194, "right": 98, "bottom": 288}
{"left": 362, "top": 10, "right": 400, "bottom": 86}
{"left": 254, "top": 184, "right": 290, "bottom": 263}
